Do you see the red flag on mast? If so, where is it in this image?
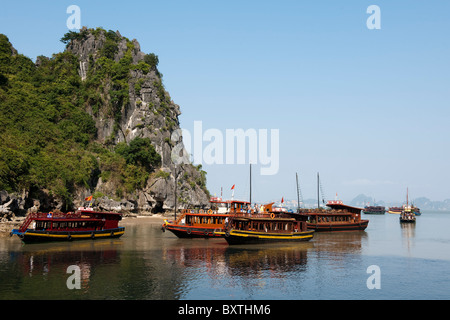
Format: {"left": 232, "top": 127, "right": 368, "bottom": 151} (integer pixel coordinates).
{"left": 231, "top": 184, "right": 235, "bottom": 190}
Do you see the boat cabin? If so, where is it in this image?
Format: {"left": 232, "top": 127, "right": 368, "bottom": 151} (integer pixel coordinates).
{"left": 228, "top": 209, "right": 309, "bottom": 232}
{"left": 231, "top": 216, "right": 308, "bottom": 233}
{"left": 19, "top": 208, "right": 122, "bottom": 233}
{"left": 178, "top": 211, "right": 229, "bottom": 229}
{"left": 299, "top": 201, "right": 364, "bottom": 224}
{"left": 210, "top": 197, "right": 231, "bottom": 213}
{"left": 229, "top": 200, "right": 251, "bottom": 213}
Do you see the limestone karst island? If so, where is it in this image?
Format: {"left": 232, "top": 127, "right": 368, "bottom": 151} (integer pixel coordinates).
{"left": 0, "top": 27, "right": 210, "bottom": 221}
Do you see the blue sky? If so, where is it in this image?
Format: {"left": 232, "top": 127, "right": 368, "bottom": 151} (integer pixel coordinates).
{"left": 1, "top": 1, "right": 449, "bottom": 204}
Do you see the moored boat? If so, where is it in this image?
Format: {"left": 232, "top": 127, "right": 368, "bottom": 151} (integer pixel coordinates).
{"left": 10, "top": 207, "right": 125, "bottom": 243}
{"left": 400, "top": 206, "right": 416, "bottom": 223}
{"left": 299, "top": 200, "right": 369, "bottom": 232}
{"left": 363, "top": 205, "right": 386, "bottom": 214}
{"left": 215, "top": 210, "right": 314, "bottom": 245}
{"left": 389, "top": 206, "right": 420, "bottom": 215}
{"left": 162, "top": 199, "right": 251, "bottom": 238}
{"left": 389, "top": 188, "right": 421, "bottom": 215}
{"left": 399, "top": 188, "right": 417, "bottom": 223}
{"left": 388, "top": 206, "right": 402, "bottom": 214}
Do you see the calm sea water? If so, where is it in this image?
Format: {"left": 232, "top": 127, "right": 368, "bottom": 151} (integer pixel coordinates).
{"left": 1, "top": 211, "right": 450, "bottom": 300}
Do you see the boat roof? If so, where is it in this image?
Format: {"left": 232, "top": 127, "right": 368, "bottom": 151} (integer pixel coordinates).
{"left": 326, "top": 200, "right": 363, "bottom": 212}
{"left": 233, "top": 216, "right": 295, "bottom": 222}
{"left": 184, "top": 213, "right": 230, "bottom": 217}
{"left": 29, "top": 210, "right": 122, "bottom": 222}
{"left": 209, "top": 198, "right": 250, "bottom": 205}
{"left": 34, "top": 218, "right": 104, "bottom": 222}
{"left": 77, "top": 208, "right": 122, "bottom": 215}
{"left": 210, "top": 197, "right": 230, "bottom": 204}
{"left": 232, "top": 212, "right": 307, "bottom": 222}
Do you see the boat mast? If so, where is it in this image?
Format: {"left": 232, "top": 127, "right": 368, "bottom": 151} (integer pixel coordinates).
{"left": 406, "top": 187, "right": 409, "bottom": 207}
{"left": 249, "top": 164, "right": 252, "bottom": 204}
{"left": 296, "top": 172, "right": 301, "bottom": 212}
{"left": 317, "top": 172, "right": 320, "bottom": 209}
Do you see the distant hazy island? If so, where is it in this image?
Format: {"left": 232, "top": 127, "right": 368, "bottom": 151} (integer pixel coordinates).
{"left": 275, "top": 194, "right": 450, "bottom": 211}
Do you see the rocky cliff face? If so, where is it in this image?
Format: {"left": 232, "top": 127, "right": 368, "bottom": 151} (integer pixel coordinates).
{"left": 0, "top": 28, "right": 210, "bottom": 217}
{"left": 69, "top": 28, "right": 210, "bottom": 214}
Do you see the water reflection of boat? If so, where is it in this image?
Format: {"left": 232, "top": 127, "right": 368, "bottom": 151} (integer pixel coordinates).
{"left": 164, "top": 241, "right": 311, "bottom": 276}
{"left": 13, "top": 240, "right": 120, "bottom": 289}
{"left": 10, "top": 207, "right": 125, "bottom": 243}
{"left": 224, "top": 245, "right": 310, "bottom": 274}
{"left": 311, "top": 232, "right": 367, "bottom": 255}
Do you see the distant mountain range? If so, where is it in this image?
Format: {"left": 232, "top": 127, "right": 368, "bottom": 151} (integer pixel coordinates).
{"left": 348, "top": 194, "right": 450, "bottom": 211}
{"left": 273, "top": 194, "right": 450, "bottom": 211}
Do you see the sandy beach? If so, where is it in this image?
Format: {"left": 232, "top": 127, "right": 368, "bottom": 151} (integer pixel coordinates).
{"left": 120, "top": 214, "right": 171, "bottom": 225}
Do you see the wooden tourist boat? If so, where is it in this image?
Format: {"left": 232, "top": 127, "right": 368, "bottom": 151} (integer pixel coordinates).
{"left": 388, "top": 206, "right": 402, "bottom": 214}
{"left": 389, "top": 206, "right": 420, "bottom": 215}
{"left": 363, "top": 205, "right": 386, "bottom": 214}
{"left": 399, "top": 189, "right": 416, "bottom": 223}
{"left": 299, "top": 200, "right": 369, "bottom": 232}
{"left": 162, "top": 199, "right": 251, "bottom": 238}
{"left": 399, "top": 206, "right": 416, "bottom": 223}
{"left": 389, "top": 189, "right": 421, "bottom": 215}
{"left": 215, "top": 210, "right": 314, "bottom": 245}
{"left": 10, "top": 207, "right": 125, "bottom": 243}
{"left": 295, "top": 173, "right": 368, "bottom": 232}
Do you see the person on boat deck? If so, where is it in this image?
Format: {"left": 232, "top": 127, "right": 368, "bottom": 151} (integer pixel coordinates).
{"left": 260, "top": 204, "right": 265, "bottom": 213}
{"left": 254, "top": 204, "right": 259, "bottom": 214}
{"left": 247, "top": 204, "right": 251, "bottom": 213}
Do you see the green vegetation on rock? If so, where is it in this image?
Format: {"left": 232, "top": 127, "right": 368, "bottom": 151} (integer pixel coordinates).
{"left": 0, "top": 30, "right": 162, "bottom": 208}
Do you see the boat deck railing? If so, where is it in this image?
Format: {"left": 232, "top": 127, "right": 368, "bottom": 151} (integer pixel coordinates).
{"left": 18, "top": 211, "right": 82, "bottom": 232}
{"left": 299, "top": 209, "right": 355, "bottom": 215}
{"left": 230, "top": 212, "right": 293, "bottom": 219}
